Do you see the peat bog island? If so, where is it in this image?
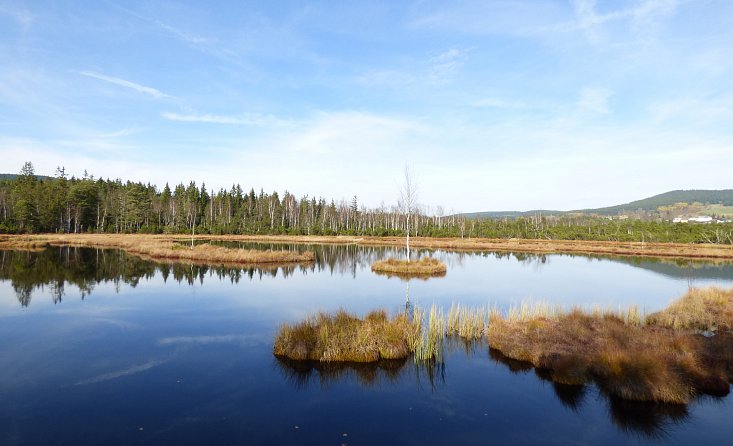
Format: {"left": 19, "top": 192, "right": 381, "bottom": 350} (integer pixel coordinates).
{"left": 2, "top": 2, "right": 733, "bottom": 445}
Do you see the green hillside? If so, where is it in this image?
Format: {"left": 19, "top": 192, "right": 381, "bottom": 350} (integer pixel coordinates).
{"left": 576, "top": 190, "right": 733, "bottom": 215}
{"left": 464, "top": 190, "right": 733, "bottom": 219}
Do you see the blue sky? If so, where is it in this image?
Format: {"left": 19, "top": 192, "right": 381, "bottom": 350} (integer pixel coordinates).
{"left": 1, "top": 0, "right": 732, "bottom": 212}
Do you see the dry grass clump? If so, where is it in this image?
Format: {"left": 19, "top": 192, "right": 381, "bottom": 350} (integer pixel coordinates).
{"left": 273, "top": 309, "right": 420, "bottom": 362}
{"left": 646, "top": 286, "right": 733, "bottom": 332}
{"left": 486, "top": 289, "right": 733, "bottom": 404}
{"left": 371, "top": 257, "right": 447, "bottom": 276}
{"left": 271, "top": 287, "right": 733, "bottom": 404}
{"left": 141, "top": 242, "right": 315, "bottom": 265}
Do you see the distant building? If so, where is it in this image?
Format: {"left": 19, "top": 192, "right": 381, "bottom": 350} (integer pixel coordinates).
{"left": 688, "top": 216, "right": 713, "bottom": 223}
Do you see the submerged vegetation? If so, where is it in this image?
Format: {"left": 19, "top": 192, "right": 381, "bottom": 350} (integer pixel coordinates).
{"left": 370, "top": 257, "right": 447, "bottom": 277}
{"left": 274, "top": 286, "right": 733, "bottom": 404}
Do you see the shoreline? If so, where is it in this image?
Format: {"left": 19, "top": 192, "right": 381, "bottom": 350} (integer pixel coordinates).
{"left": 2, "top": 233, "right": 733, "bottom": 261}
{"left": 0, "top": 234, "right": 315, "bottom": 266}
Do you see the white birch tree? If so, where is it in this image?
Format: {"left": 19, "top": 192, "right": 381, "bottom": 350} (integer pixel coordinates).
{"left": 399, "top": 165, "right": 418, "bottom": 262}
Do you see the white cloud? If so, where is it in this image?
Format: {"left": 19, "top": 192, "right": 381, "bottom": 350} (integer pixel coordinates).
{"left": 74, "top": 359, "right": 164, "bottom": 385}
{"left": 158, "top": 334, "right": 258, "bottom": 345}
{"left": 571, "top": 0, "right": 678, "bottom": 40}
{"left": 161, "top": 112, "right": 292, "bottom": 128}
{"left": 428, "top": 47, "right": 471, "bottom": 84}
{"left": 577, "top": 87, "right": 613, "bottom": 114}
{"left": 79, "top": 71, "right": 172, "bottom": 99}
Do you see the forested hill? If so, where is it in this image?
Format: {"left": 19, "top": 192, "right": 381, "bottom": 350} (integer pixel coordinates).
{"left": 1, "top": 164, "right": 732, "bottom": 245}
{"left": 575, "top": 190, "right": 733, "bottom": 215}
{"left": 463, "top": 190, "right": 733, "bottom": 218}
{"left": 0, "top": 174, "right": 52, "bottom": 181}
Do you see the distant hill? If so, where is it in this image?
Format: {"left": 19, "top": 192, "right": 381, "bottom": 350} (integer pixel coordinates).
{"left": 461, "top": 210, "right": 564, "bottom": 219}
{"left": 575, "top": 190, "right": 733, "bottom": 215}
{"left": 463, "top": 189, "right": 733, "bottom": 219}
{"left": 0, "top": 173, "right": 54, "bottom": 181}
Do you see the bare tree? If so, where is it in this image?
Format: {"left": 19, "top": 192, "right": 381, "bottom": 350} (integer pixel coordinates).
{"left": 399, "top": 165, "right": 418, "bottom": 262}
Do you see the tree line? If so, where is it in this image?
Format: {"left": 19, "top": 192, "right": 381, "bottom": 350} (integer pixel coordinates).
{"left": 1, "top": 162, "right": 732, "bottom": 244}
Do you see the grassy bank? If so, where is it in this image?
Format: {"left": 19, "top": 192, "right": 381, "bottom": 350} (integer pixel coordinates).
{"left": 273, "top": 286, "right": 733, "bottom": 404}
{"left": 0, "top": 234, "right": 315, "bottom": 266}
{"left": 2, "top": 233, "right": 733, "bottom": 260}
{"left": 371, "top": 257, "right": 447, "bottom": 277}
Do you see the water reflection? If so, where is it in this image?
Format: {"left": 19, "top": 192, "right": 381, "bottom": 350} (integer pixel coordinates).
{"left": 274, "top": 336, "right": 697, "bottom": 439}
{"left": 274, "top": 357, "right": 410, "bottom": 389}
{"left": 4, "top": 245, "right": 733, "bottom": 307}
{"left": 488, "top": 347, "right": 692, "bottom": 440}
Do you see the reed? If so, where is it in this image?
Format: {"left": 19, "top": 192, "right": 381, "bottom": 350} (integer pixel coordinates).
{"left": 370, "top": 257, "right": 447, "bottom": 276}
{"left": 446, "top": 303, "right": 487, "bottom": 340}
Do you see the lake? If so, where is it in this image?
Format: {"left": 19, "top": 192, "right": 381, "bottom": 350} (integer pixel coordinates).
{"left": 1, "top": 244, "right": 732, "bottom": 445}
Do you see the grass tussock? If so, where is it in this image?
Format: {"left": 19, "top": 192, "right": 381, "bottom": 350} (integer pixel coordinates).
{"left": 371, "top": 257, "right": 447, "bottom": 277}
{"left": 273, "top": 309, "right": 420, "bottom": 362}
{"left": 0, "top": 234, "right": 314, "bottom": 266}
{"left": 273, "top": 286, "right": 733, "bottom": 404}
{"left": 646, "top": 286, "right": 733, "bottom": 332}
{"left": 487, "top": 287, "right": 733, "bottom": 404}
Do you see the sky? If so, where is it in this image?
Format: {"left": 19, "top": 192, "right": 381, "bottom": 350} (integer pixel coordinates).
{"left": 1, "top": 0, "right": 732, "bottom": 213}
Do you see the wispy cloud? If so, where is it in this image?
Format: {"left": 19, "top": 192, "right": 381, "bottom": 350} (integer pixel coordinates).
{"left": 577, "top": 87, "right": 613, "bottom": 114}
{"left": 74, "top": 359, "right": 164, "bottom": 385}
{"left": 571, "top": 0, "right": 678, "bottom": 40}
{"left": 111, "top": 3, "right": 208, "bottom": 44}
{"left": 0, "top": 3, "right": 34, "bottom": 28}
{"left": 158, "top": 334, "right": 258, "bottom": 346}
{"left": 161, "top": 112, "right": 292, "bottom": 128}
{"left": 356, "top": 47, "right": 471, "bottom": 87}
{"left": 428, "top": 47, "right": 471, "bottom": 84}
{"left": 79, "top": 71, "right": 172, "bottom": 99}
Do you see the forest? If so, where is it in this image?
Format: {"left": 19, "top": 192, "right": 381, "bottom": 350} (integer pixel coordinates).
{"left": 1, "top": 162, "right": 732, "bottom": 244}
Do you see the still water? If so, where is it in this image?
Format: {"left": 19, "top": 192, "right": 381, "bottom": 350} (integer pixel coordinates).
{"left": 1, "top": 245, "right": 732, "bottom": 445}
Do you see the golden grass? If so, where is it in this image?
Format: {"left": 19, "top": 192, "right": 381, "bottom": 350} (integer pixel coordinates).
{"left": 0, "top": 234, "right": 314, "bottom": 266}
{"left": 486, "top": 287, "right": 733, "bottom": 404}
{"left": 647, "top": 286, "right": 733, "bottom": 332}
{"left": 3, "top": 233, "right": 733, "bottom": 260}
{"left": 198, "top": 234, "right": 733, "bottom": 260}
{"left": 370, "top": 257, "right": 447, "bottom": 277}
{"left": 273, "top": 287, "right": 733, "bottom": 404}
{"left": 273, "top": 309, "right": 420, "bottom": 362}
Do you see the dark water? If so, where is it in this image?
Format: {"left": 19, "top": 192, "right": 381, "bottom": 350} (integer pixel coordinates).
{"left": 1, "top": 245, "right": 732, "bottom": 445}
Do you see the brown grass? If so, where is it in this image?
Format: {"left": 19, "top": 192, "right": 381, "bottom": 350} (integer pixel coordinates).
{"left": 0, "top": 234, "right": 315, "bottom": 266}
{"left": 197, "top": 234, "right": 733, "bottom": 260}
{"left": 273, "top": 287, "right": 733, "bottom": 404}
{"left": 646, "top": 286, "right": 733, "bottom": 332}
{"left": 371, "top": 257, "right": 447, "bottom": 277}
{"left": 487, "top": 287, "right": 733, "bottom": 404}
{"left": 273, "top": 309, "right": 419, "bottom": 362}
{"left": 3, "top": 233, "right": 733, "bottom": 260}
